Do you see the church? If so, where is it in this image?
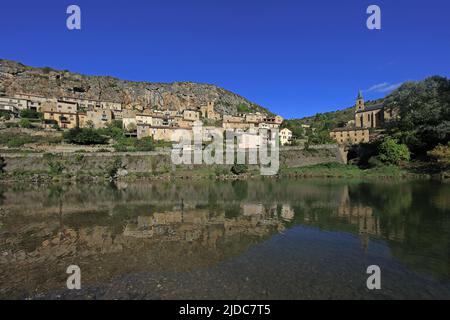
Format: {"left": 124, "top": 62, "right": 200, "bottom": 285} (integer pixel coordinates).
{"left": 354, "top": 90, "right": 395, "bottom": 129}
{"left": 330, "top": 91, "right": 396, "bottom": 145}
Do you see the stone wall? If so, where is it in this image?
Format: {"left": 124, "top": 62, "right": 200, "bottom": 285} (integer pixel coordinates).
{"left": 0, "top": 145, "right": 346, "bottom": 176}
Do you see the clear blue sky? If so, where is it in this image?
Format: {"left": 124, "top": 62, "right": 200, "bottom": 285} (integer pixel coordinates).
{"left": 1, "top": 0, "right": 449, "bottom": 119}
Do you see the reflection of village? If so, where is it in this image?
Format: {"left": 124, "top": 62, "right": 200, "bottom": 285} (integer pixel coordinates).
{"left": 0, "top": 181, "right": 432, "bottom": 299}
{"left": 0, "top": 183, "right": 407, "bottom": 264}
{"left": 117, "top": 188, "right": 394, "bottom": 251}
{"left": 123, "top": 203, "right": 295, "bottom": 244}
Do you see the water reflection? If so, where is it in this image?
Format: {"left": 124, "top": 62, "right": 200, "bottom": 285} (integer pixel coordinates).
{"left": 0, "top": 179, "right": 449, "bottom": 299}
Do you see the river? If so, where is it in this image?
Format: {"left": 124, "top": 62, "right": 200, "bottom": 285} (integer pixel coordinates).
{"left": 0, "top": 179, "right": 449, "bottom": 299}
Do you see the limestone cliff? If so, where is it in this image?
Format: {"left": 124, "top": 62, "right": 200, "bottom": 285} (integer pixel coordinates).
{"left": 0, "top": 59, "right": 271, "bottom": 115}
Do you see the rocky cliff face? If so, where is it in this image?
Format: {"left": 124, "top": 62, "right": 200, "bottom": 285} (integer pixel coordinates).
{"left": 0, "top": 59, "right": 270, "bottom": 115}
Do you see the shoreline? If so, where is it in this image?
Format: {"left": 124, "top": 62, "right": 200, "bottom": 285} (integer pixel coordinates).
{"left": 0, "top": 162, "right": 446, "bottom": 186}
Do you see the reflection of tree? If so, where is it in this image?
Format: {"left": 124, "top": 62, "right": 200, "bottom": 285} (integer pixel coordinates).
{"left": 366, "top": 182, "right": 450, "bottom": 280}
{"left": 0, "top": 186, "right": 5, "bottom": 206}
{"left": 232, "top": 180, "right": 248, "bottom": 201}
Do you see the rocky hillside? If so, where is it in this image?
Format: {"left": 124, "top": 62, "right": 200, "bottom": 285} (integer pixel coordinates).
{"left": 0, "top": 59, "right": 270, "bottom": 116}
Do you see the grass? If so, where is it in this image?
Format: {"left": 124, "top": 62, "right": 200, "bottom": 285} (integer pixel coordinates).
{"left": 0, "top": 132, "right": 62, "bottom": 148}
{"left": 279, "top": 162, "right": 410, "bottom": 179}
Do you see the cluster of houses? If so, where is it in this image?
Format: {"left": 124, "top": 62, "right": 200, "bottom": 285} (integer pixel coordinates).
{"left": 0, "top": 92, "right": 294, "bottom": 146}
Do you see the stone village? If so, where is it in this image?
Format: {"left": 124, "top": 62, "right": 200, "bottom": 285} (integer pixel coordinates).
{"left": 0, "top": 92, "right": 293, "bottom": 149}
{"left": 0, "top": 89, "right": 395, "bottom": 149}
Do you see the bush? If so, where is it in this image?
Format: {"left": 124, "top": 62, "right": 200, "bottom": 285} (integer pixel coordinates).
{"left": 4, "top": 135, "right": 37, "bottom": 148}
{"left": 19, "top": 109, "right": 42, "bottom": 119}
{"left": 214, "top": 166, "right": 229, "bottom": 177}
{"left": 134, "top": 137, "right": 155, "bottom": 151}
{"left": 0, "top": 156, "right": 5, "bottom": 173}
{"left": 63, "top": 128, "right": 108, "bottom": 145}
{"left": 48, "top": 161, "right": 65, "bottom": 175}
{"left": 231, "top": 164, "right": 248, "bottom": 175}
{"left": 113, "top": 137, "right": 154, "bottom": 152}
{"left": 0, "top": 111, "right": 11, "bottom": 120}
{"left": 19, "top": 119, "right": 33, "bottom": 129}
{"left": 105, "top": 158, "right": 122, "bottom": 180}
{"left": 5, "top": 122, "right": 19, "bottom": 128}
{"left": 367, "top": 156, "right": 384, "bottom": 168}
{"left": 98, "top": 121, "right": 124, "bottom": 139}
{"left": 428, "top": 143, "right": 450, "bottom": 164}
{"left": 378, "top": 137, "right": 410, "bottom": 165}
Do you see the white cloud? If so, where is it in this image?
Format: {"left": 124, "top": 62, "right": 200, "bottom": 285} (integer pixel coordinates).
{"left": 365, "top": 82, "right": 402, "bottom": 93}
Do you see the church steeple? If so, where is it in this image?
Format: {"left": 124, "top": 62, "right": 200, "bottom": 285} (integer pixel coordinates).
{"left": 356, "top": 90, "right": 365, "bottom": 112}
{"left": 357, "top": 90, "right": 363, "bottom": 100}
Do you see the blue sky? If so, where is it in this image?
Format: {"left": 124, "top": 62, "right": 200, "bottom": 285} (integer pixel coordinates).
{"left": 1, "top": 0, "right": 449, "bottom": 119}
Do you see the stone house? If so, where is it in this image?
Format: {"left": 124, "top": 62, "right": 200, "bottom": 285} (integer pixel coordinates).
{"left": 200, "top": 102, "right": 221, "bottom": 120}
{"left": 182, "top": 109, "right": 200, "bottom": 122}
{"left": 42, "top": 100, "right": 81, "bottom": 129}
{"left": 14, "top": 93, "right": 56, "bottom": 112}
{"left": 137, "top": 125, "right": 189, "bottom": 141}
{"left": 85, "top": 109, "right": 113, "bottom": 128}
{"left": 280, "top": 128, "right": 293, "bottom": 146}
{"left": 330, "top": 127, "right": 369, "bottom": 145}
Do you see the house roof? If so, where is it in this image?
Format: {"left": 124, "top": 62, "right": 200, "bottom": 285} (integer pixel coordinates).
{"left": 356, "top": 103, "right": 384, "bottom": 113}
{"left": 331, "top": 127, "right": 369, "bottom": 132}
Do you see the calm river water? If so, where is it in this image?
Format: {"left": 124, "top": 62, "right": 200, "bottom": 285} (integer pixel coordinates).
{"left": 0, "top": 179, "right": 449, "bottom": 299}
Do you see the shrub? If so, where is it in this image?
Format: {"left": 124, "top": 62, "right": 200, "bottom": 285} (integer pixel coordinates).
{"left": 4, "top": 135, "right": 37, "bottom": 148}
{"left": 237, "top": 103, "right": 251, "bottom": 113}
{"left": 134, "top": 137, "right": 155, "bottom": 151}
{"left": 0, "top": 156, "right": 5, "bottom": 173}
{"left": 105, "top": 158, "right": 122, "bottom": 180}
{"left": 113, "top": 137, "right": 154, "bottom": 152}
{"left": 98, "top": 121, "right": 124, "bottom": 139}
{"left": 231, "top": 164, "right": 248, "bottom": 175}
{"left": 5, "top": 122, "right": 19, "bottom": 128}
{"left": 19, "top": 109, "right": 42, "bottom": 119}
{"left": 48, "top": 161, "right": 65, "bottom": 175}
{"left": 19, "top": 119, "right": 33, "bottom": 129}
{"left": 0, "top": 111, "right": 11, "bottom": 120}
{"left": 214, "top": 166, "right": 229, "bottom": 177}
{"left": 63, "top": 128, "right": 108, "bottom": 145}
{"left": 428, "top": 143, "right": 450, "bottom": 164}
{"left": 367, "top": 156, "right": 384, "bottom": 168}
{"left": 378, "top": 137, "right": 411, "bottom": 165}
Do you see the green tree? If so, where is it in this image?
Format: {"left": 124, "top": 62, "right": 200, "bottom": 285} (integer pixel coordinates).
{"left": 19, "top": 119, "right": 33, "bottom": 129}
{"left": 231, "top": 164, "right": 248, "bottom": 175}
{"left": 378, "top": 137, "right": 410, "bottom": 165}
{"left": 63, "top": 128, "right": 108, "bottom": 145}
{"left": 384, "top": 76, "right": 450, "bottom": 154}
{"left": 19, "top": 109, "right": 42, "bottom": 119}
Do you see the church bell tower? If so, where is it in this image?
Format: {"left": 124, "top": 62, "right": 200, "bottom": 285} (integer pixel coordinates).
{"left": 356, "top": 90, "right": 365, "bottom": 112}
